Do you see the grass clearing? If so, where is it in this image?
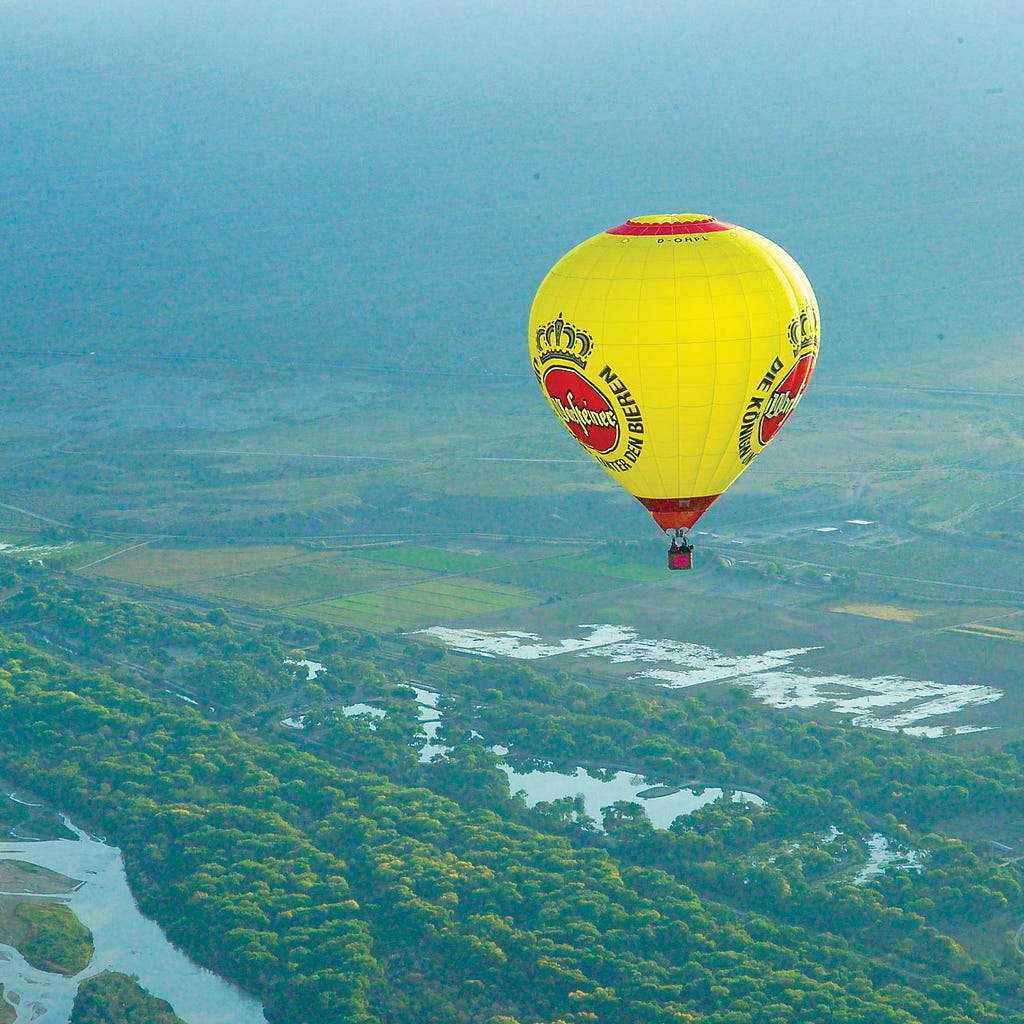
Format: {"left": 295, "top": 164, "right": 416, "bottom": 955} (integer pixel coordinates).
{"left": 80, "top": 543, "right": 321, "bottom": 587}
{"left": 194, "top": 556, "right": 431, "bottom": 608}
{"left": 294, "top": 577, "right": 533, "bottom": 630}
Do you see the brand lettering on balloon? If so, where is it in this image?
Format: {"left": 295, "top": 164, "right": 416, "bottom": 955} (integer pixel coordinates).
{"left": 532, "top": 312, "right": 647, "bottom": 471}
{"left": 737, "top": 349, "right": 817, "bottom": 463}
{"left": 595, "top": 366, "right": 645, "bottom": 471}
{"left": 735, "top": 308, "right": 821, "bottom": 464}
{"left": 737, "top": 401, "right": 764, "bottom": 464}
{"left": 759, "top": 354, "right": 815, "bottom": 445}
{"left": 763, "top": 388, "right": 796, "bottom": 420}
{"left": 542, "top": 366, "right": 619, "bottom": 454}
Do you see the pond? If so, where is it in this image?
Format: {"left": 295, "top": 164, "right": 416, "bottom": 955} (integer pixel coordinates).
{"left": 401, "top": 686, "right": 765, "bottom": 830}
{"left": 854, "top": 832, "right": 924, "bottom": 885}
{"left": 498, "top": 764, "right": 764, "bottom": 830}
{"left": 285, "top": 666, "right": 926, "bottom": 880}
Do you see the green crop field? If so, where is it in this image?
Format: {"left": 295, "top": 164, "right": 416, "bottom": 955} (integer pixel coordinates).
{"left": 2, "top": 344, "right": 1022, "bottom": 708}
{"left": 293, "top": 577, "right": 534, "bottom": 630}
{"left": 542, "top": 548, "right": 670, "bottom": 583}
{"left": 481, "top": 559, "right": 623, "bottom": 599}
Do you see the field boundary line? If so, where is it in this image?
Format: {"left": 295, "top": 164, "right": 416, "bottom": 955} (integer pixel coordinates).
{"left": 75, "top": 540, "right": 157, "bottom": 572}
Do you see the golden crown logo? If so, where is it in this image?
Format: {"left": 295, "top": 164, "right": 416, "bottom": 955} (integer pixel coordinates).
{"left": 787, "top": 306, "right": 819, "bottom": 358}
{"left": 535, "top": 313, "right": 594, "bottom": 368}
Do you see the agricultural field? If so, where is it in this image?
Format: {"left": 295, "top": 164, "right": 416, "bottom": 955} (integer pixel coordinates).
{"left": 294, "top": 576, "right": 533, "bottom": 631}
{"left": 2, "top": 342, "right": 1023, "bottom": 740}
{"left": 188, "top": 554, "right": 430, "bottom": 610}
{"left": 830, "top": 603, "right": 930, "bottom": 623}
{"left": 949, "top": 622, "right": 1024, "bottom": 645}
{"left": 81, "top": 543, "right": 320, "bottom": 586}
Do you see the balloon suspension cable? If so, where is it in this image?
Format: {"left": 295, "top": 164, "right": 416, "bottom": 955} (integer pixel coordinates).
{"left": 667, "top": 528, "right": 693, "bottom": 553}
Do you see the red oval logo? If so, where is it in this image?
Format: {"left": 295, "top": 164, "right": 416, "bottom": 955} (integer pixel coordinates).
{"left": 542, "top": 366, "right": 619, "bottom": 454}
{"left": 759, "top": 353, "right": 816, "bottom": 445}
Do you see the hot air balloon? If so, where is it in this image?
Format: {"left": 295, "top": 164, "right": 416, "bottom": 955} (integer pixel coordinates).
{"left": 529, "top": 214, "right": 819, "bottom": 569}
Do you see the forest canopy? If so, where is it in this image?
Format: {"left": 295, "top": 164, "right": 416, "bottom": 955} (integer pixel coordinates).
{"left": 1, "top": 569, "right": 1023, "bottom": 1023}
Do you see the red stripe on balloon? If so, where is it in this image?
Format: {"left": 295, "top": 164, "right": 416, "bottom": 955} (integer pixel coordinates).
{"left": 607, "top": 218, "right": 732, "bottom": 236}
{"left": 636, "top": 494, "right": 721, "bottom": 531}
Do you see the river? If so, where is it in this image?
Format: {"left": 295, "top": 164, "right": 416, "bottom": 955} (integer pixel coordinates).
{"left": 0, "top": 814, "right": 266, "bottom": 1024}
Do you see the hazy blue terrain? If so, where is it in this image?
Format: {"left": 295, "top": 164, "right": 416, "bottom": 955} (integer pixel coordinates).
{"left": 4, "top": 10, "right": 1024, "bottom": 1020}
{"left": 3, "top": 0, "right": 1023, "bottom": 381}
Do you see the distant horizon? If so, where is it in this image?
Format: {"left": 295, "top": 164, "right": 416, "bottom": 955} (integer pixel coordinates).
{"left": 2, "top": 1, "right": 1022, "bottom": 380}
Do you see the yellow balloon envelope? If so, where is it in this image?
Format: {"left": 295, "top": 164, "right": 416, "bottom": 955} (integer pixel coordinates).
{"left": 529, "top": 214, "right": 819, "bottom": 532}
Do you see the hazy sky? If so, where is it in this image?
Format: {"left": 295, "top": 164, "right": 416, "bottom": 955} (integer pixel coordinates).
{"left": 2, "top": 1, "right": 1022, "bottom": 375}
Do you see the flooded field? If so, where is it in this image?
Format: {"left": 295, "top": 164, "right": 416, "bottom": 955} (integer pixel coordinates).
{"left": 418, "top": 624, "right": 1002, "bottom": 738}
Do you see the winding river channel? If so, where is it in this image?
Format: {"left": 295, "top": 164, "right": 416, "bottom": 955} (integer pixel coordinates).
{"left": 0, "top": 814, "right": 266, "bottom": 1024}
